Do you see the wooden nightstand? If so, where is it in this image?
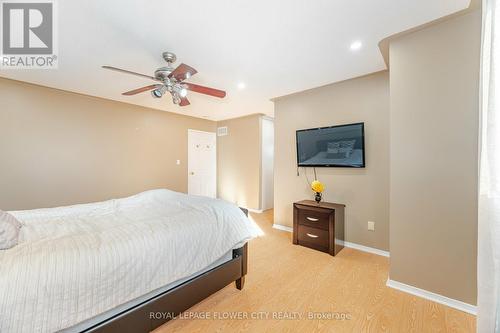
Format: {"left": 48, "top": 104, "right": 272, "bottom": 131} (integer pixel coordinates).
{"left": 293, "top": 200, "right": 345, "bottom": 256}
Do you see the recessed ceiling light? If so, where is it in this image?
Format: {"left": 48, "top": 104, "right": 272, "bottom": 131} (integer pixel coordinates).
{"left": 350, "top": 41, "right": 363, "bottom": 51}
{"left": 237, "top": 82, "right": 246, "bottom": 90}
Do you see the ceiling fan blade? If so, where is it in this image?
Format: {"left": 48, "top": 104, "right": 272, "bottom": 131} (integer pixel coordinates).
{"left": 168, "top": 63, "right": 198, "bottom": 82}
{"left": 184, "top": 83, "right": 226, "bottom": 98}
{"left": 122, "top": 84, "right": 162, "bottom": 96}
{"left": 179, "top": 97, "right": 190, "bottom": 106}
{"left": 102, "top": 65, "right": 158, "bottom": 81}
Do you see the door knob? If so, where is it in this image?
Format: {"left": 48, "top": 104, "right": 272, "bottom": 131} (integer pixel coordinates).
{"left": 190, "top": 172, "right": 195, "bottom": 175}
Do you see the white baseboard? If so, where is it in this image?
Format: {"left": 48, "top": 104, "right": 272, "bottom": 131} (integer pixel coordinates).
{"left": 272, "top": 224, "right": 293, "bottom": 232}
{"left": 271, "top": 225, "right": 390, "bottom": 257}
{"left": 246, "top": 208, "right": 264, "bottom": 213}
{"left": 386, "top": 279, "right": 477, "bottom": 315}
{"left": 341, "top": 241, "right": 390, "bottom": 257}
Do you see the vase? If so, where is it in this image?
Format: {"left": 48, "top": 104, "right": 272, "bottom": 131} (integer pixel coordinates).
{"left": 314, "top": 192, "right": 322, "bottom": 204}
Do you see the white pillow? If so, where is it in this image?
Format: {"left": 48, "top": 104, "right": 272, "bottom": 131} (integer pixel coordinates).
{"left": 0, "top": 210, "right": 22, "bottom": 249}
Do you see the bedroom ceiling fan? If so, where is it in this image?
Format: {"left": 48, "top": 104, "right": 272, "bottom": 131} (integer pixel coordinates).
{"left": 102, "top": 52, "right": 226, "bottom": 107}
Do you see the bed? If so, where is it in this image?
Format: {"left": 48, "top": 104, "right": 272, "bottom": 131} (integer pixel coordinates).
{"left": 0, "top": 189, "right": 261, "bottom": 333}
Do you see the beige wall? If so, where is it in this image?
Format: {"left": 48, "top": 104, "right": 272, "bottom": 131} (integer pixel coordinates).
{"left": 0, "top": 78, "right": 216, "bottom": 210}
{"left": 274, "top": 71, "right": 390, "bottom": 251}
{"left": 217, "top": 114, "right": 262, "bottom": 210}
{"left": 389, "top": 11, "right": 480, "bottom": 305}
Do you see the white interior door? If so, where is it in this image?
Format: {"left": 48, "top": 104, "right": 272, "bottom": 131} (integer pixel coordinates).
{"left": 188, "top": 130, "right": 217, "bottom": 198}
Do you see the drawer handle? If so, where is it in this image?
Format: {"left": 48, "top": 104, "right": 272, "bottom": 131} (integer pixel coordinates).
{"left": 306, "top": 217, "right": 319, "bottom": 222}
{"left": 306, "top": 233, "right": 319, "bottom": 238}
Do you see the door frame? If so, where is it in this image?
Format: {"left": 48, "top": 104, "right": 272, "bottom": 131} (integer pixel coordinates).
{"left": 260, "top": 116, "right": 274, "bottom": 211}
{"left": 187, "top": 129, "right": 217, "bottom": 197}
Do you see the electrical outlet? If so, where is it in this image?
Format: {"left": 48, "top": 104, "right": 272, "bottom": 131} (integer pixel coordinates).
{"left": 176, "top": 160, "right": 181, "bottom": 165}
{"left": 368, "top": 221, "right": 375, "bottom": 231}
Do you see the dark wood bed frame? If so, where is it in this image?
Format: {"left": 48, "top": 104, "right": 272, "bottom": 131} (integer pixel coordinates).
{"left": 81, "top": 208, "right": 249, "bottom": 333}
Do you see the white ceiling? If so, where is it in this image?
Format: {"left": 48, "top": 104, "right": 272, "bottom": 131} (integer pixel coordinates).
{"left": 0, "top": 0, "right": 470, "bottom": 121}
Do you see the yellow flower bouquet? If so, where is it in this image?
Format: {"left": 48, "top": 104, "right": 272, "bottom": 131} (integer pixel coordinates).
{"left": 311, "top": 180, "right": 325, "bottom": 203}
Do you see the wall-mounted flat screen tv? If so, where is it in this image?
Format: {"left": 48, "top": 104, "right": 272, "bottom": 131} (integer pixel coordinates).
{"left": 296, "top": 122, "right": 365, "bottom": 168}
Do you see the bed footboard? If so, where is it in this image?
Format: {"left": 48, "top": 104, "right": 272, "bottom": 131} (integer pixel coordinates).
{"left": 84, "top": 244, "right": 248, "bottom": 333}
{"left": 82, "top": 207, "right": 251, "bottom": 333}
{"left": 235, "top": 207, "right": 249, "bottom": 290}
{"left": 233, "top": 243, "right": 248, "bottom": 290}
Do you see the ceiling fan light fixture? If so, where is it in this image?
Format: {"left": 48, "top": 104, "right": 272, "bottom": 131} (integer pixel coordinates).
{"left": 173, "top": 94, "right": 181, "bottom": 105}
{"left": 173, "top": 84, "right": 188, "bottom": 98}
{"left": 180, "top": 87, "right": 188, "bottom": 98}
{"left": 151, "top": 89, "right": 163, "bottom": 98}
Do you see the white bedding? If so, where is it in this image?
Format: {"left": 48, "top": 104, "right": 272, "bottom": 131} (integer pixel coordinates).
{"left": 0, "top": 189, "right": 261, "bottom": 333}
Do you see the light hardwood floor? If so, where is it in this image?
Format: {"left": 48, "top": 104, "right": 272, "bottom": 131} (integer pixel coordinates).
{"left": 155, "top": 210, "right": 475, "bottom": 333}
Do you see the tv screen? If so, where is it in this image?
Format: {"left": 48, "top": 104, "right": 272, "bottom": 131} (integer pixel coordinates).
{"left": 296, "top": 122, "right": 365, "bottom": 168}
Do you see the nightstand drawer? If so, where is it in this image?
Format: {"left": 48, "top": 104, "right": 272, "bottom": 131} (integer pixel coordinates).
{"left": 297, "top": 225, "right": 329, "bottom": 252}
{"left": 297, "top": 208, "right": 330, "bottom": 230}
